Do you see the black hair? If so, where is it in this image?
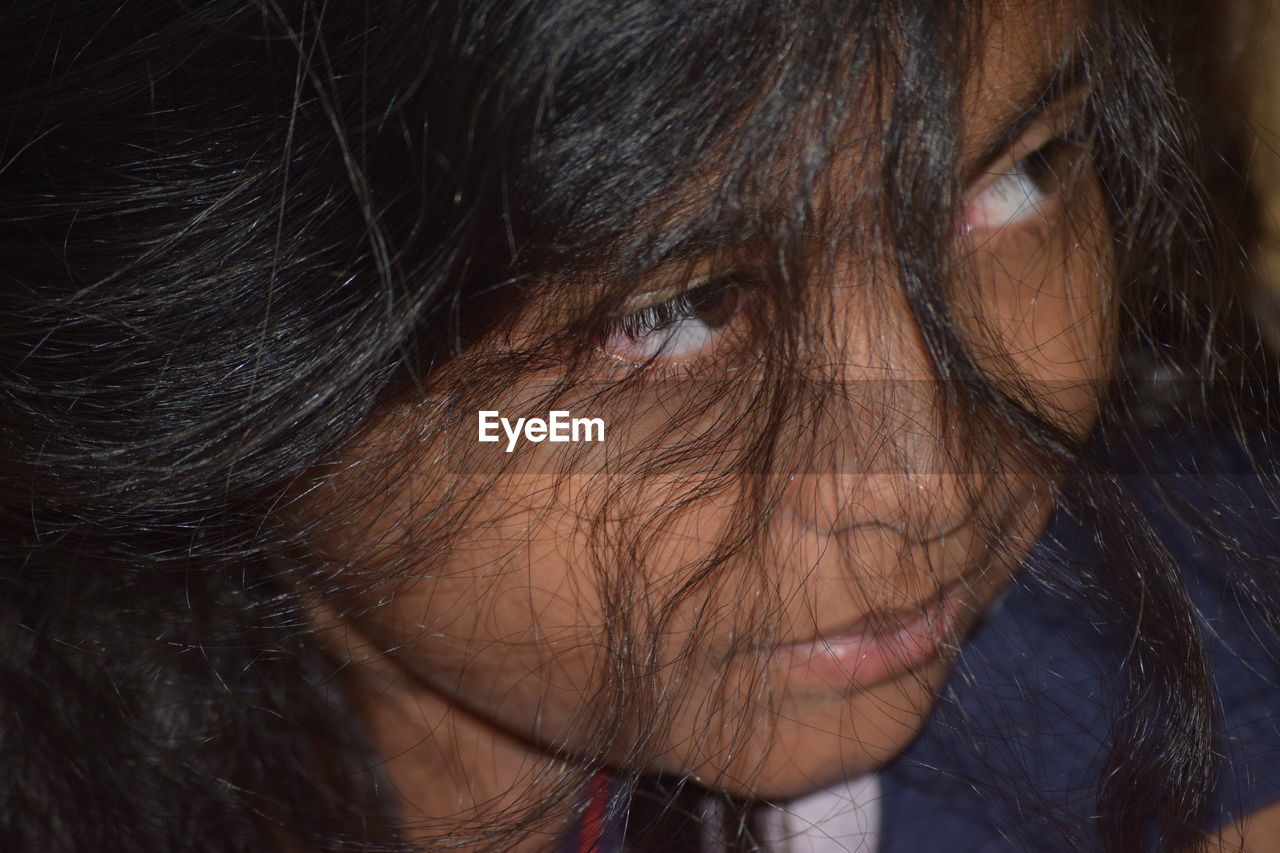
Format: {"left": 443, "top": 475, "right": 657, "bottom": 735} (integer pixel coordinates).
{"left": 1, "top": 1, "right": 1276, "bottom": 851}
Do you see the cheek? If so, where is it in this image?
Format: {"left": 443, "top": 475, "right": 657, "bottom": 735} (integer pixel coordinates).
{"left": 357, "top": 478, "right": 610, "bottom": 726}
{"left": 332, "top": 467, "right": 748, "bottom": 750}
{"left": 960, "top": 191, "right": 1114, "bottom": 432}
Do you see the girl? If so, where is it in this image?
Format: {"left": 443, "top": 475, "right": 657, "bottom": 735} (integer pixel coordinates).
{"left": 2, "top": 0, "right": 1278, "bottom": 851}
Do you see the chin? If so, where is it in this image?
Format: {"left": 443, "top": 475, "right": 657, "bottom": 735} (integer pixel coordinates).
{"left": 647, "top": 654, "right": 951, "bottom": 801}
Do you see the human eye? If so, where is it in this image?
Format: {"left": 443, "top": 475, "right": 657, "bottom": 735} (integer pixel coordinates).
{"left": 963, "top": 141, "right": 1080, "bottom": 233}
{"left": 962, "top": 83, "right": 1090, "bottom": 239}
{"left": 599, "top": 271, "right": 748, "bottom": 365}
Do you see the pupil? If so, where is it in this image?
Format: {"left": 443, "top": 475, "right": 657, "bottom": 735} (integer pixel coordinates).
{"left": 689, "top": 281, "right": 739, "bottom": 329}
{"left": 1021, "top": 144, "right": 1060, "bottom": 193}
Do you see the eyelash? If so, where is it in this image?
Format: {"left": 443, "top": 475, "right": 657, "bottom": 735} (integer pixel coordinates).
{"left": 598, "top": 273, "right": 748, "bottom": 369}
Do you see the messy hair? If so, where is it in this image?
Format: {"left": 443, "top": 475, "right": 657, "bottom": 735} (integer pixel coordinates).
{"left": 0, "top": 1, "right": 1274, "bottom": 851}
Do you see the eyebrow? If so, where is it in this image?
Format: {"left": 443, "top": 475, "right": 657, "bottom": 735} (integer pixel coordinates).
{"left": 964, "top": 49, "right": 1089, "bottom": 184}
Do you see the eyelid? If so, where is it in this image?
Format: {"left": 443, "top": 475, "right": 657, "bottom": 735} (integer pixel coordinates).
{"left": 611, "top": 272, "right": 720, "bottom": 316}
{"left": 962, "top": 89, "right": 1086, "bottom": 204}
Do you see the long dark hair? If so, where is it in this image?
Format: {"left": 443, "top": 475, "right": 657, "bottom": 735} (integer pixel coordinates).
{"left": 0, "top": 1, "right": 1273, "bottom": 851}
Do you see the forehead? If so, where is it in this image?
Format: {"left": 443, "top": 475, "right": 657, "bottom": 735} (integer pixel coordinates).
{"left": 963, "top": 0, "right": 1083, "bottom": 154}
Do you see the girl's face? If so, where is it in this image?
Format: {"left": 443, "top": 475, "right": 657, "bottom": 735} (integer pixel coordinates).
{"left": 313, "top": 0, "right": 1107, "bottom": 817}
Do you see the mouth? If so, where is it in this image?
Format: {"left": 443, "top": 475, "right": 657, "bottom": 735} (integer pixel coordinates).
{"left": 771, "top": 576, "right": 972, "bottom": 691}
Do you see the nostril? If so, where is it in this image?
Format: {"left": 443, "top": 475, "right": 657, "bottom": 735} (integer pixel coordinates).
{"left": 779, "top": 377, "right": 992, "bottom": 540}
{"left": 782, "top": 472, "right": 988, "bottom": 541}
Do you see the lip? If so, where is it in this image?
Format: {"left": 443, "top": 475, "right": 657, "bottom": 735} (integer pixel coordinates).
{"left": 772, "top": 578, "right": 969, "bottom": 690}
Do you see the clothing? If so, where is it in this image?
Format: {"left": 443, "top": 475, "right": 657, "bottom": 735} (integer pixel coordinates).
{"left": 745, "top": 773, "right": 881, "bottom": 852}
{"left": 567, "top": 427, "right": 1280, "bottom": 852}
{"left": 879, "top": 426, "right": 1280, "bottom": 850}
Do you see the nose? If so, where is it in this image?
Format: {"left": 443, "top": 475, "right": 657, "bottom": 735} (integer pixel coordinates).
{"left": 782, "top": 382, "right": 987, "bottom": 541}
{"left": 780, "top": 276, "right": 988, "bottom": 542}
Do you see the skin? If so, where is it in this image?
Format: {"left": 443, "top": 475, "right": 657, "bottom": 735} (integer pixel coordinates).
{"left": 1218, "top": 804, "right": 1280, "bottom": 852}
{"left": 300, "top": 1, "right": 1280, "bottom": 850}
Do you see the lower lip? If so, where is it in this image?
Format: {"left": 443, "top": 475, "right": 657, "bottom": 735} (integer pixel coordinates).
{"left": 773, "top": 582, "right": 966, "bottom": 690}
